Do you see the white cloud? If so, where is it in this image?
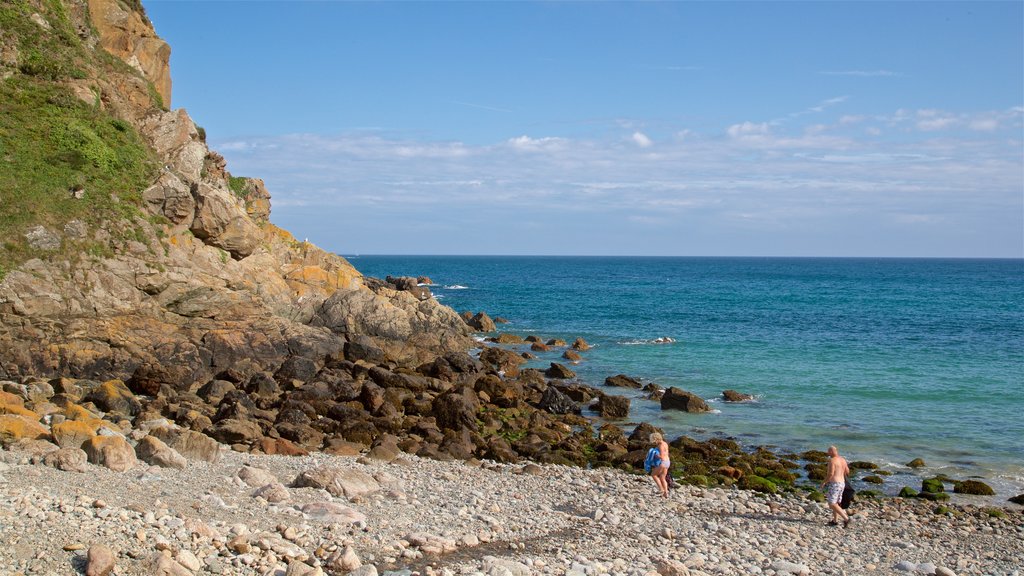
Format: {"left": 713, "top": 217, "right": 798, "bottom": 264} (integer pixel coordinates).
{"left": 507, "top": 135, "right": 568, "bottom": 152}
{"left": 631, "top": 131, "right": 653, "bottom": 148}
{"left": 727, "top": 122, "right": 770, "bottom": 138}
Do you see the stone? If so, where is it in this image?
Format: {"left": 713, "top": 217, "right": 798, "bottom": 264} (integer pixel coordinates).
{"left": 898, "top": 486, "right": 918, "bottom": 498}
{"left": 252, "top": 482, "right": 290, "bottom": 504}
{"left": 954, "top": 479, "right": 995, "bottom": 495}
{"left": 83, "top": 380, "right": 141, "bottom": 417}
{"left": 895, "top": 561, "right": 918, "bottom": 572}
{"left": 326, "top": 546, "right": 362, "bottom": 572}
{"left": 135, "top": 435, "right": 187, "bottom": 469}
{"left": 0, "top": 414, "right": 51, "bottom": 446}
{"left": 771, "top": 560, "right": 810, "bottom": 575}
{"left": 466, "top": 312, "right": 497, "bottom": 332}
{"left": 433, "top": 386, "right": 480, "bottom": 431}
{"left": 605, "top": 374, "right": 643, "bottom": 388}
{"left": 1009, "top": 494, "right": 1024, "bottom": 505}
{"left": 82, "top": 435, "right": 138, "bottom": 472}
{"left": 921, "top": 478, "right": 944, "bottom": 494}
{"left": 86, "top": 544, "right": 116, "bottom": 576}
{"left": 301, "top": 501, "right": 367, "bottom": 524}
{"left": 722, "top": 389, "right": 754, "bottom": 402}
{"left": 157, "top": 428, "right": 221, "bottom": 463}
{"left": 571, "top": 337, "right": 591, "bottom": 351}
{"left": 478, "top": 347, "right": 527, "bottom": 376}
{"left": 143, "top": 551, "right": 193, "bottom": 576}
{"left": 661, "top": 387, "right": 711, "bottom": 413}
{"left": 538, "top": 386, "right": 579, "bottom": 415}
{"left": 562, "top": 350, "right": 582, "bottom": 362}
{"left": 545, "top": 363, "right": 576, "bottom": 379}
{"left": 935, "top": 567, "right": 957, "bottom": 576}
{"left": 45, "top": 447, "right": 89, "bottom": 472}
{"left": 594, "top": 394, "right": 630, "bottom": 418}
{"left": 210, "top": 418, "right": 264, "bottom": 445}
{"left": 285, "top": 561, "right": 324, "bottom": 576}
{"left": 24, "top": 225, "right": 61, "bottom": 251}
{"left": 51, "top": 419, "right": 98, "bottom": 449}
{"left": 237, "top": 465, "right": 277, "bottom": 488}
{"left": 906, "top": 458, "right": 926, "bottom": 468}
{"left": 654, "top": 558, "right": 691, "bottom": 576}
{"left": 292, "top": 467, "right": 381, "bottom": 500}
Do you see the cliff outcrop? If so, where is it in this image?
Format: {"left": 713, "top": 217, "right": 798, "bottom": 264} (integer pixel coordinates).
{"left": 0, "top": 0, "right": 472, "bottom": 387}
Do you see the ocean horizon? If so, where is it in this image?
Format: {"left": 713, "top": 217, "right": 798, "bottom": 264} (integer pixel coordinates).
{"left": 350, "top": 255, "right": 1024, "bottom": 502}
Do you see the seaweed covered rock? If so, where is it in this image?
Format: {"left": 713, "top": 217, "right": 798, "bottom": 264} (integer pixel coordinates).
{"left": 954, "top": 479, "right": 995, "bottom": 496}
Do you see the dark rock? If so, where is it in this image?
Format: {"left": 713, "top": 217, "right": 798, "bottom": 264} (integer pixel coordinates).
{"left": 849, "top": 460, "right": 878, "bottom": 470}
{"left": 545, "top": 363, "right": 576, "bottom": 380}
{"left": 537, "top": 386, "right": 579, "bottom": 415}
{"left": 245, "top": 372, "right": 279, "bottom": 396}
{"left": 474, "top": 374, "right": 524, "bottom": 408}
{"left": 906, "top": 458, "right": 926, "bottom": 468}
{"left": 494, "top": 317, "right": 510, "bottom": 324}
{"left": 919, "top": 491, "right": 950, "bottom": 501}
{"left": 863, "top": 475, "right": 884, "bottom": 484}
{"left": 594, "top": 394, "right": 629, "bottom": 418}
{"left": 1009, "top": 494, "right": 1024, "bottom": 505}
{"left": 210, "top": 418, "right": 264, "bottom": 445}
{"left": 660, "top": 387, "right": 710, "bottom": 413}
{"left": 530, "top": 342, "right": 550, "bottom": 352}
{"left": 344, "top": 337, "right": 387, "bottom": 364}
{"left": 444, "top": 351, "right": 483, "bottom": 374}
{"left": 605, "top": 374, "right": 642, "bottom": 389}
{"left": 627, "top": 423, "right": 662, "bottom": 451}
{"left": 274, "top": 357, "right": 319, "bottom": 386}
{"left": 127, "top": 362, "right": 180, "bottom": 396}
{"left": 954, "top": 479, "right": 995, "bottom": 496}
{"left": 722, "top": 389, "right": 753, "bottom": 402}
{"left": 547, "top": 339, "right": 567, "bottom": 347}
{"left": 196, "top": 380, "right": 235, "bottom": 404}
{"left": 524, "top": 335, "right": 543, "bottom": 343}
{"left": 433, "top": 386, "right": 480, "bottom": 431}
{"left": 275, "top": 422, "right": 325, "bottom": 449}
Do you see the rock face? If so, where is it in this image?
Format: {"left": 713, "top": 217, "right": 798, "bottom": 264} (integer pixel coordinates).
{"left": 661, "top": 388, "right": 711, "bottom": 413}
{"left": 0, "top": 0, "right": 471, "bottom": 385}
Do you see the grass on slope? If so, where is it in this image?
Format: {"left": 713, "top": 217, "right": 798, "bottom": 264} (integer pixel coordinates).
{"left": 0, "top": 2, "right": 160, "bottom": 280}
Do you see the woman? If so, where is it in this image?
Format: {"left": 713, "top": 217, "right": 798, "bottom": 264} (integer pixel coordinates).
{"left": 648, "top": 432, "right": 670, "bottom": 498}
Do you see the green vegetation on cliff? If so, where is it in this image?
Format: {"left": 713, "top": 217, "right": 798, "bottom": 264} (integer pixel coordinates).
{"left": 0, "top": 2, "right": 159, "bottom": 279}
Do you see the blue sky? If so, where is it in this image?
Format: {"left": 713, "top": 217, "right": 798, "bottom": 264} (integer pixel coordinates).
{"left": 146, "top": 1, "right": 1023, "bottom": 257}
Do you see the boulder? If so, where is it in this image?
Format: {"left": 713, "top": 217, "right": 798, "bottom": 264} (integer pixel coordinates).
{"left": 561, "top": 350, "right": 582, "bottom": 362}
{"left": 135, "top": 435, "right": 187, "bottom": 469}
{"left": 252, "top": 482, "right": 291, "bottom": 504}
{"left": 493, "top": 333, "right": 524, "bottom": 344}
{"left": 722, "top": 389, "right": 753, "bottom": 402}
{"left": 594, "top": 394, "right": 630, "bottom": 418}
{"left": 433, "top": 387, "right": 480, "bottom": 431}
{"left": 478, "top": 347, "right": 526, "bottom": 376}
{"left": 1009, "top": 494, "right": 1024, "bottom": 505}
{"left": 151, "top": 428, "right": 221, "bottom": 463}
{"left": 661, "top": 387, "right": 711, "bottom": 413}
{"left": 921, "top": 477, "right": 945, "bottom": 494}
{"left": 51, "top": 419, "right": 98, "bottom": 449}
{"left": 605, "top": 374, "right": 642, "bottom": 388}
{"left": 82, "top": 435, "right": 138, "bottom": 472}
{"left": 301, "top": 502, "right": 367, "bottom": 525}
{"left": 83, "top": 380, "right": 141, "bottom": 417}
{"left": 545, "top": 363, "right": 576, "bottom": 380}
{"left": 0, "top": 414, "right": 50, "bottom": 446}
{"left": 237, "top": 465, "right": 278, "bottom": 488}
{"left": 45, "top": 447, "right": 89, "bottom": 472}
{"left": 571, "top": 338, "right": 591, "bottom": 351}
{"left": 474, "top": 374, "right": 524, "bottom": 408}
{"left": 906, "top": 458, "right": 926, "bottom": 468}
{"left": 292, "top": 467, "right": 380, "bottom": 500}
{"left": 466, "top": 312, "right": 497, "bottom": 332}
{"left": 538, "top": 386, "right": 579, "bottom": 415}
{"left": 210, "top": 418, "right": 264, "bottom": 445}
{"left": 954, "top": 479, "right": 995, "bottom": 496}
{"left": 86, "top": 543, "right": 117, "bottom": 576}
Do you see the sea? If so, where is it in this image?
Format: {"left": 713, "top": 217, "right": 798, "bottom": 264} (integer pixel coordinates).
{"left": 349, "top": 256, "right": 1024, "bottom": 502}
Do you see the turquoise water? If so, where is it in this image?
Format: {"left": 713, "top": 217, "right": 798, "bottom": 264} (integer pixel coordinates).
{"left": 351, "top": 256, "right": 1024, "bottom": 499}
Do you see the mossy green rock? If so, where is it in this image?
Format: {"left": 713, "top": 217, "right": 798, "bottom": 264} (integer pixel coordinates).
{"left": 954, "top": 480, "right": 995, "bottom": 496}
{"left": 898, "top": 486, "right": 918, "bottom": 498}
{"left": 849, "top": 461, "right": 878, "bottom": 470}
{"left": 739, "top": 475, "right": 777, "bottom": 494}
{"left": 805, "top": 464, "right": 827, "bottom": 481}
{"left": 863, "top": 475, "right": 884, "bottom": 484}
{"left": 921, "top": 477, "right": 945, "bottom": 493}
{"left": 933, "top": 505, "right": 951, "bottom": 515}
{"left": 807, "top": 490, "right": 825, "bottom": 503}
{"left": 919, "top": 491, "right": 950, "bottom": 502}
{"left": 906, "top": 458, "right": 926, "bottom": 468}
{"left": 857, "top": 489, "right": 881, "bottom": 499}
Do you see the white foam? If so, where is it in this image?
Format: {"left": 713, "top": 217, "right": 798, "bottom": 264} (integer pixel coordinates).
{"left": 618, "top": 337, "right": 678, "bottom": 346}
{"left": 445, "top": 284, "right": 469, "bottom": 290}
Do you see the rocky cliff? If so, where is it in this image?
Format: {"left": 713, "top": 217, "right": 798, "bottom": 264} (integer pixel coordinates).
{"left": 0, "top": 0, "right": 472, "bottom": 387}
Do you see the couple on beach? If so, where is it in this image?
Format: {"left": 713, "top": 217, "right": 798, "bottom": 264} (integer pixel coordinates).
{"left": 647, "top": 435, "right": 854, "bottom": 527}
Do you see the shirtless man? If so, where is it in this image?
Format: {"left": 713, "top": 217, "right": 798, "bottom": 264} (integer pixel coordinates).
{"left": 820, "top": 445, "right": 851, "bottom": 527}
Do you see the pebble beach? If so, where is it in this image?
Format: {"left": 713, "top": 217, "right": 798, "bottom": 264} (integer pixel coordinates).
{"left": 2, "top": 444, "right": 1021, "bottom": 576}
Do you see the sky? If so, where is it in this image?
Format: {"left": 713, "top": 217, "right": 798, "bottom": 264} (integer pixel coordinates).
{"left": 145, "top": 1, "right": 1024, "bottom": 257}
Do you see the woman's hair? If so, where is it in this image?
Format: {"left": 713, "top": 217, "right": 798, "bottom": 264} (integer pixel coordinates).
{"left": 649, "top": 432, "right": 663, "bottom": 444}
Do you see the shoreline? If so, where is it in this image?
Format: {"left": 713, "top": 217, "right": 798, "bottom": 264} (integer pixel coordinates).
{"left": 2, "top": 445, "right": 1021, "bottom": 575}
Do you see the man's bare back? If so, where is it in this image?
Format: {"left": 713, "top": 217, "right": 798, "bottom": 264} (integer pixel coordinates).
{"left": 825, "top": 446, "right": 849, "bottom": 483}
